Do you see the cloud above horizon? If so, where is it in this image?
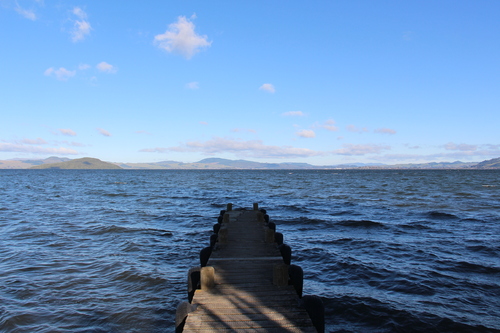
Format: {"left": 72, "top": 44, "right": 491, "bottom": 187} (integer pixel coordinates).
{"left": 154, "top": 15, "right": 211, "bottom": 59}
{"left": 97, "top": 128, "right": 111, "bottom": 137}
{"left": 282, "top": 111, "right": 304, "bottom": 117}
{"left": 140, "top": 137, "right": 323, "bottom": 159}
{"left": 96, "top": 62, "right": 117, "bottom": 74}
{"left": 296, "top": 130, "right": 316, "bottom": 138}
{"left": 15, "top": 4, "right": 37, "bottom": 20}
{"left": 70, "top": 7, "right": 91, "bottom": 42}
{"left": 374, "top": 128, "right": 397, "bottom": 134}
{"left": 334, "top": 143, "right": 391, "bottom": 156}
{"left": 59, "top": 129, "right": 77, "bottom": 136}
{"left": 44, "top": 67, "right": 76, "bottom": 81}
{"left": 0, "top": 142, "right": 78, "bottom": 155}
{"left": 259, "top": 83, "right": 275, "bottom": 93}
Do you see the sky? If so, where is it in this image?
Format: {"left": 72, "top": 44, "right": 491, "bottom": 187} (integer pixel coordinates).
{"left": 1, "top": 0, "right": 499, "bottom": 165}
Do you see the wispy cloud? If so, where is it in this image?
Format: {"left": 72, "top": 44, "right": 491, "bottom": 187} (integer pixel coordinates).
{"left": 282, "top": 111, "right": 304, "bottom": 117}
{"left": 78, "top": 63, "right": 91, "bottom": 70}
{"left": 259, "top": 83, "right": 275, "bottom": 93}
{"left": 443, "top": 142, "right": 478, "bottom": 151}
{"left": 374, "top": 128, "right": 397, "bottom": 134}
{"left": 334, "top": 143, "right": 390, "bottom": 156}
{"left": 0, "top": 142, "right": 78, "bottom": 155}
{"left": 96, "top": 61, "right": 117, "bottom": 74}
{"left": 296, "top": 130, "right": 316, "bottom": 138}
{"left": 346, "top": 125, "right": 368, "bottom": 133}
{"left": 15, "top": 5, "right": 36, "bottom": 20}
{"left": 186, "top": 81, "right": 199, "bottom": 89}
{"left": 154, "top": 15, "right": 211, "bottom": 59}
{"left": 59, "top": 129, "right": 77, "bottom": 136}
{"left": 22, "top": 138, "right": 48, "bottom": 145}
{"left": 140, "top": 137, "right": 323, "bottom": 159}
{"left": 44, "top": 67, "right": 76, "bottom": 81}
{"left": 231, "top": 128, "right": 256, "bottom": 133}
{"left": 314, "top": 119, "right": 338, "bottom": 132}
{"left": 70, "top": 7, "right": 91, "bottom": 42}
{"left": 97, "top": 128, "right": 111, "bottom": 137}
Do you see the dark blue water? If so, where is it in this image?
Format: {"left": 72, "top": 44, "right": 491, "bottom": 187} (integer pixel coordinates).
{"left": 0, "top": 169, "right": 499, "bottom": 332}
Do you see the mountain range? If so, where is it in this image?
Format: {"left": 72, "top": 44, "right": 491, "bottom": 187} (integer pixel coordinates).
{"left": 1, "top": 156, "right": 499, "bottom": 169}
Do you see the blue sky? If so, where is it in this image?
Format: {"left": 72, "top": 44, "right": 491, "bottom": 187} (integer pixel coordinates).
{"left": 1, "top": 1, "right": 499, "bottom": 165}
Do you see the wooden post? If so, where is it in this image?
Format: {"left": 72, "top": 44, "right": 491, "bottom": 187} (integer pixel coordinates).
{"left": 273, "top": 263, "right": 289, "bottom": 286}
{"left": 265, "top": 228, "right": 275, "bottom": 243}
{"left": 253, "top": 203, "right": 259, "bottom": 210}
{"left": 201, "top": 266, "right": 215, "bottom": 290}
{"left": 218, "top": 226, "right": 228, "bottom": 243}
{"left": 227, "top": 203, "right": 233, "bottom": 211}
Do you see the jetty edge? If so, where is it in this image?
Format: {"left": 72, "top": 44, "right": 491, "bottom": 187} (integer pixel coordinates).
{"left": 176, "top": 203, "right": 325, "bottom": 332}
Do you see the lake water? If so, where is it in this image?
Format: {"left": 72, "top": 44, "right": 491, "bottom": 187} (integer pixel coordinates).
{"left": 0, "top": 169, "right": 499, "bottom": 332}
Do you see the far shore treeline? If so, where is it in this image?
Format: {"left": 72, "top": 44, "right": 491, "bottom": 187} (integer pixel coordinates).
{"left": 0, "top": 156, "right": 499, "bottom": 170}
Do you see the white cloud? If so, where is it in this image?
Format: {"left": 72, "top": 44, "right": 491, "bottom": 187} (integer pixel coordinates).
{"left": 140, "top": 136, "right": 323, "bottom": 159}
{"left": 59, "top": 129, "right": 77, "bottom": 136}
{"left": 314, "top": 119, "right": 338, "bottom": 132}
{"left": 259, "top": 83, "right": 275, "bottom": 93}
{"left": 44, "top": 67, "right": 76, "bottom": 81}
{"left": 0, "top": 142, "right": 78, "bottom": 155}
{"left": 22, "top": 138, "right": 47, "bottom": 145}
{"left": 70, "top": 7, "right": 91, "bottom": 42}
{"left": 78, "top": 63, "right": 91, "bottom": 70}
{"left": 186, "top": 81, "right": 199, "bottom": 89}
{"left": 297, "top": 130, "right": 316, "bottom": 138}
{"left": 97, "top": 128, "right": 111, "bottom": 137}
{"left": 154, "top": 15, "right": 211, "bottom": 59}
{"left": 443, "top": 142, "right": 477, "bottom": 151}
{"left": 334, "top": 144, "right": 390, "bottom": 156}
{"left": 282, "top": 111, "right": 304, "bottom": 117}
{"left": 346, "top": 125, "right": 368, "bottom": 133}
{"left": 96, "top": 62, "right": 117, "bottom": 73}
{"left": 199, "top": 121, "right": 208, "bottom": 125}
{"left": 374, "top": 128, "right": 396, "bottom": 134}
{"left": 15, "top": 6, "right": 36, "bottom": 20}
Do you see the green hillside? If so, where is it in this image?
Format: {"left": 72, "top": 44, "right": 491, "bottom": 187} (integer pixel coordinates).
{"left": 30, "top": 158, "right": 122, "bottom": 170}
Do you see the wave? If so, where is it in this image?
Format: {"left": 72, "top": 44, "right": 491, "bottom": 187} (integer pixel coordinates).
{"left": 336, "top": 219, "right": 386, "bottom": 228}
{"left": 427, "top": 211, "right": 459, "bottom": 220}
{"left": 88, "top": 225, "right": 173, "bottom": 237}
{"left": 323, "top": 295, "right": 500, "bottom": 333}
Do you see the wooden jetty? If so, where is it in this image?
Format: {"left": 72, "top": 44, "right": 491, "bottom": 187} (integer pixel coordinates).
{"left": 176, "top": 203, "right": 324, "bottom": 332}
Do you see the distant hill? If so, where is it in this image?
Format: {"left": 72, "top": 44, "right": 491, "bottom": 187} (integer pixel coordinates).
{"left": 0, "top": 156, "right": 71, "bottom": 169}
{"left": 1, "top": 156, "right": 499, "bottom": 170}
{"left": 474, "top": 157, "right": 500, "bottom": 169}
{"left": 30, "top": 157, "right": 122, "bottom": 170}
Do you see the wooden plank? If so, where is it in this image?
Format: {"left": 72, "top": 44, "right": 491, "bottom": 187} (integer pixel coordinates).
{"left": 183, "top": 209, "right": 316, "bottom": 332}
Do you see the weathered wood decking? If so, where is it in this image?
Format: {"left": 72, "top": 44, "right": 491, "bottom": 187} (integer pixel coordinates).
{"left": 182, "top": 208, "right": 318, "bottom": 332}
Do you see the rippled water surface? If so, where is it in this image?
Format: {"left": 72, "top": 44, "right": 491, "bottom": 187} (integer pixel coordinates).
{"left": 1, "top": 169, "right": 499, "bottom": 332}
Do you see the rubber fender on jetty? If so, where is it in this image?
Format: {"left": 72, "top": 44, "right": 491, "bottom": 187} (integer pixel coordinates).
{"left": 210, "top": 233, "right": 218, "bottom": 247}
{"left": 301, "top": 295, "right": 325, "bottom": 333}
{"left": 175, "top": 301, "right": 198, "bottom": 333}
{"left": 200, "top": 247, "right": 212, "bottom": 267}
{"left": 264, "top": 214, "right": 270, "bottom": 223}
{"left": 279, "top": 244, "right": 292, "bottom": 265}
{"left": 275, "top": 232, "right": 284, "bottom": 245}
{"left": 187, "top": 267, "right": 200, "bottom": 303}
{"left": 288, "top": 264, "right": 303, "bottom": 298}
{"left": 217, "top": 215, "right": 223, "bottom": 223}
{"left": 267, "top": 221, "right": 276, "bottom": 231}
{"left": 260, "top": 208, "right": 267, "bottom": 214}
{"left": 213, "top": 223, "right": 221, "bottom": 234}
